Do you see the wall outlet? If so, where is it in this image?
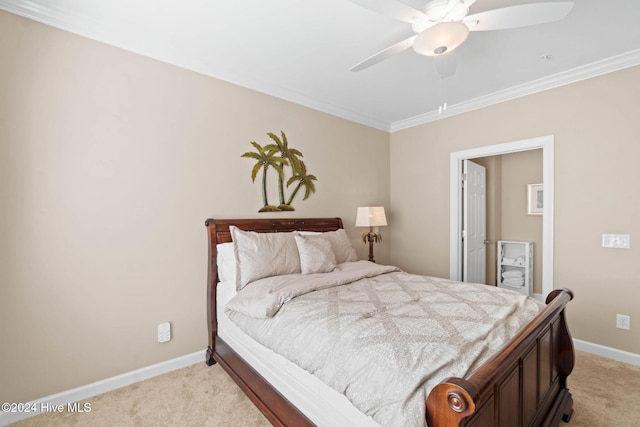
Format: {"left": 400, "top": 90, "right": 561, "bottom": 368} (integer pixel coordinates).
{"left": 616, "top": 314, "right": 631, "bottom": 330}
{"left": 158, "top": 322, "right": 171, "bottom": 342}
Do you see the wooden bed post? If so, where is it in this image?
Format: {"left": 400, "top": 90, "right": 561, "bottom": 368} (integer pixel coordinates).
{"left": 205, "top": 218, "right": 219, "bottom": 366}
{"left": 547, "top": 289, "right": 575, "bottom": 387}
{"left": 426, "top": 378, "right": 478, "bottom": 426}
{"left": 547, "top": 289, "right": 575, "bottom": 423}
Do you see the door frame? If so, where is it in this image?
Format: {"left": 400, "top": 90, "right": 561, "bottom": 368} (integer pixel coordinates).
{"left": 449, "top": 135, "right": 554, "bottom": 298}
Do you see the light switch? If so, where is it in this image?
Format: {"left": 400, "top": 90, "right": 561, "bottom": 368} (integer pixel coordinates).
{"left": 602, "top": 234, "right": 631, "bottom": 249}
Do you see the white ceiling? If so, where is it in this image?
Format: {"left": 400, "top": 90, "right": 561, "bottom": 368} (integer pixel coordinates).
{"left": 2, "top": 0, "right": 640, "bottom": 131}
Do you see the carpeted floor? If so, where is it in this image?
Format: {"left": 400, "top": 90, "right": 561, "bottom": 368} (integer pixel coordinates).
{"left": 568, "top": 351, "right": 640, "bottom": 427}
{"left": 8, "top": 360, "right": 271, "bottom": 427}
{"left": 9, "top": 350, "right": 640, "bottom": 426}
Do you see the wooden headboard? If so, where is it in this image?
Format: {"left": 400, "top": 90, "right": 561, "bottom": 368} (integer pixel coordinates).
{"left": 204, "top": 217, "right": 344, "bottom": 365}
{"left": 206, "top": 217, "right": 343, "bottom": 245}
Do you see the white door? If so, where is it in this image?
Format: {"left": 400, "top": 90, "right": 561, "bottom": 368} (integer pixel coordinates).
{"left": 463, "top": 160, "right": 487, "bottom": 284}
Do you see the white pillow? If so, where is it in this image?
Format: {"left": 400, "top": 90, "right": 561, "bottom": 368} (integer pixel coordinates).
{"left": 294, "top": 235, "right": 337, "bottom": 274}
{"left": 230, "top": 226, "right": 301, "bottom": 290}
{"left": 300, "top": 229, "right": 357, "bottom": 264}
{"left": 216, "top": 242, "right": 236, "bottom": 284}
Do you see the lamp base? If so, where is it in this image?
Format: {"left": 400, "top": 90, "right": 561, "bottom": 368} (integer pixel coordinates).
{"left": 368, "top": 239, "right": 375, "bottom": 263}
{"left": 363, "top": 228, "right": 382, "bottom": 263}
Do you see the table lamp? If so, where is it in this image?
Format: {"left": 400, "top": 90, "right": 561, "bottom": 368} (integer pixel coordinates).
{"left": 355, "top": 206, "right": 387, "bottom": 263}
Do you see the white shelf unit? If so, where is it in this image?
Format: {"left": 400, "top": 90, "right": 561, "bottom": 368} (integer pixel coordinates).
{"left": 497, "top": 240, "right": 533, "bottom": 296}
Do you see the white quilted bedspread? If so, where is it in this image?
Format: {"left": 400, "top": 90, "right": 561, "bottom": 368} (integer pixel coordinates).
{"left": 225, "top": 261, "right": 543, "bottom": 427}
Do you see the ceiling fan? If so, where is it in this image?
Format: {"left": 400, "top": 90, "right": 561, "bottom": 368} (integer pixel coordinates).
{"left": 349, "top": 0, "right": 574, "bottom": 71}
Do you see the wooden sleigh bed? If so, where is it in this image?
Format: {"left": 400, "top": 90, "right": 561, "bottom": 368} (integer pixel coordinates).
{"left": 205, "top": 217, "right": 575, "bottom": 426}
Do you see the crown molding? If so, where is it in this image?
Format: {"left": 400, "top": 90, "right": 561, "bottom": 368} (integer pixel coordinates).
{"left": 390, "top": 48, "right": 640, "bottom": 133}
{"left": 0, "top": 0, "right": 391, "bottom": 132}
{"left": 2, "top": 1, "right": 639, "bottom": 134}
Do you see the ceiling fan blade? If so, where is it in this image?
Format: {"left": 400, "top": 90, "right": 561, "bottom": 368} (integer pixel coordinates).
{"left": 350, "top": 35, "right": 418, "bottom": 72}
{"left": 464, "top": 2, "right": 574, "bottom": 31}
{"left": 348, "top": 0, "right": 426, "bottom": 24}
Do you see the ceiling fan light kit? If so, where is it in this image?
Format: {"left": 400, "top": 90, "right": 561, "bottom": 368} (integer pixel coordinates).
{"left": 413, "top": 21, "right": 469, "bottom": 56}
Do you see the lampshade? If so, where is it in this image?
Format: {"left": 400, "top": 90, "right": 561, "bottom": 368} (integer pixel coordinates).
{"left": 413, "top": 22, "right": 469, "bottom": 56}
{"left": 355, "top": 207, "right": 387, "bottom": 227}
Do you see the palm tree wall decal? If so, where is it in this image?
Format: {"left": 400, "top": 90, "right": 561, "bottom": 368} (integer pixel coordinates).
{"left": 242, "top": 131, "right": 317, "bottom": 212}
{"left": 286, "top": 162, "right": 317, "bottom": 205}
{"left": 241, "top": 141, "right": 287, "bottom": 212}
{"left": 267, "top": 131, "right": 303, "bottom": 211}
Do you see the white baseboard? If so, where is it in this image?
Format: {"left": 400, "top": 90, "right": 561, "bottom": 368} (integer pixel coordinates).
{"left": 0, "top": 350, "right": 205, "bottom": 426}
{"left": 574, "top": 339, "right": 640, "bottom": 366}
{"left": 3, "top": 340, "right": 638, "bottom": 426}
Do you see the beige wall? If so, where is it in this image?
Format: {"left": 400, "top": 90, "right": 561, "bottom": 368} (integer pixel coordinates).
{"left": 390, "top": 65, "right": 640, "bottom": 355}
{"left": 0, "top": 11, "right": 390, "bottom": 403}
{"left": 500, "top": 150, "right": 543, "bottom": 294}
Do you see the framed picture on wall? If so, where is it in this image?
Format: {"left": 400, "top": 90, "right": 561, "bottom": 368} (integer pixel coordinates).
{"left": 527, "top": 183, "right": 543, "bottom": 215}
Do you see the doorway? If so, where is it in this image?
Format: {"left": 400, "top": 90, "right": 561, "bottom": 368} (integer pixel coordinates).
{"left": 449, "top": 135, "right": 555, "bottom": 299}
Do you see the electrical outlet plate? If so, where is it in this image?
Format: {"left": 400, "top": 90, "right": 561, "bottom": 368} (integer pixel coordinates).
{"left": 158, "top": 322, "right": 171, "bottom": 342}
{"left": 616, "top": 314, "right": 630, "bottom": 330}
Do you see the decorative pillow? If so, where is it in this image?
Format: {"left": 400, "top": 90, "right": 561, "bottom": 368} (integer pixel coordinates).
{"left": 230, "top": 226, "right": 301, "bottom": 290}
{"left": 294, "top": 235, "right": 337, "bottom": 274}
{"left": 300, "top": 229, "right": 358, "bottom": 264}
{"left": 216, "top": 242, "right": 237, "bottom": 284}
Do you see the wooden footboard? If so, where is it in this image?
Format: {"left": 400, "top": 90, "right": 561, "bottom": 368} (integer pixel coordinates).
{"left": 426, "top": 289, "right": 574, "bottom": 427}
{"left": 205, "top": 218, "right": 575, "bottom": 427}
